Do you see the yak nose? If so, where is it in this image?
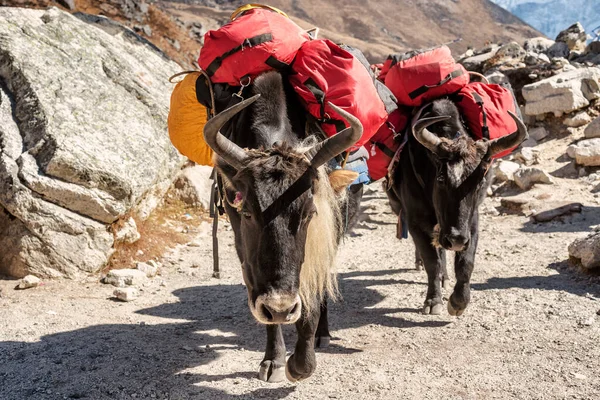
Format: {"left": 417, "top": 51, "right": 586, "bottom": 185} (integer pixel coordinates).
{"left": 255, "top": 293, "right": 302, "bottom": 324}
{"left": 442, "top": 229, "right": 469, "bottom": 252}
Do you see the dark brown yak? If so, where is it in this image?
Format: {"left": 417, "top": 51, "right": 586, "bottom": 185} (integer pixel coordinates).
{"left": 386, "top": 99, "right": 528, "bottom": 316}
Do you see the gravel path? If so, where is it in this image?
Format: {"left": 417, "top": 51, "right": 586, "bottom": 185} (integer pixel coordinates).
{"left": 1, "top": 181, "right": 599, "bottom": 399}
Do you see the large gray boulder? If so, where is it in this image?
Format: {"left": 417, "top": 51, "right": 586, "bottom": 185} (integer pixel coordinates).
{"left": 0, "top": 7, "right": 183, "bottom": 278}
{"left": 522, "top": 67, "right": 600, "bottom": 116}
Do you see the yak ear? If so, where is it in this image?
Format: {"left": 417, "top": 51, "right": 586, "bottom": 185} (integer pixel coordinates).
{"left": 328, "top": 170, "right": 359, "bottom": 194}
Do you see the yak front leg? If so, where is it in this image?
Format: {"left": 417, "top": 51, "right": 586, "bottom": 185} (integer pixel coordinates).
{"left": 411, "top": 226, "right": 446, "bottom": 315}
{"left": 448, "top": 214, "right": 480, "bottom": 317}
{"left": 258, "top": 324, "right": 286, "bottom": 382}
{"left": 314, "top": 297, "right": 331, "bottom": 348}
{"left": 286, "top": 305, "right": 320, "bottom": 382}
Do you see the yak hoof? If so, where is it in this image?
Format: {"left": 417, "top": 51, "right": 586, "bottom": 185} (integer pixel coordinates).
{"left": 285, "top": 354, "right": 314, "bottom": 383}
{"left": 423, "top": 302, "right": 443, "bottom": 315}
{"left": 447, "top": 300, "right": 465, "bottom": 317}
{"left": 258, "top": 360, "right": 286, "bottom": 383}
{"left": 315, "top": 336, "right": 331, "bottom": 349}
{"left": 415, "top": 261, "right": 424, "bottom": 271}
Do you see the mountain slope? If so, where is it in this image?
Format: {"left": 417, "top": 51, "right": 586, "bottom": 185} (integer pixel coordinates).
{"left": 162, "top": 0, "right": 542, "bottom": 61}
{"left": 491, "top": 0, "right": 600, "bottom": 39}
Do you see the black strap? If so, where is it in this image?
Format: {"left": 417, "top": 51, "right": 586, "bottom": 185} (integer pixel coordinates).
{"left": 265, "top": 55, "right": 290, "bottom": 70}
{"left": 408, "top": 69, "right": 464, "bottom": 100}
{"left": 205, "top": 33, "right": 273, "bottom": 77}
{"left": 472, "top": 91, "right": 490, "bottom": 139}
{"left": 304, "top": 77, "right": 326, "bottom": 119}
{"left": 375, "top": 142, "right": 396, "bottom": 158}
{"left": 209, "top": 169, "right": 222, "bottom": 278}
{"left": 408, "top": 142, "right": 426, "bottom": 190}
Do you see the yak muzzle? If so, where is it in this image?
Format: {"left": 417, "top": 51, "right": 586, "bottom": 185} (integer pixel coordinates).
{"left": 252, "top": 292, "right": 302, "bottom": 324}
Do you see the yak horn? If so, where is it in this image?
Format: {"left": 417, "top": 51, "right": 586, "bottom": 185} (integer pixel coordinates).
{"left": 487, "top": 111, "right": 529, "bottom": 157}
{"left": 304, "top": 103, "right": 363, "bottom": 169}
{"left": 411, "top": 115, "right": 451, "bottom": 154}
{"left": 203, "top": 94, "right": 261, "bottom": 170}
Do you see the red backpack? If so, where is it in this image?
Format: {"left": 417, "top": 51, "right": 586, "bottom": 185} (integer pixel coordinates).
{"left": 384, "top": 46, "right": 469, "bottom": 107}
{"left": 366, "top": 108, "right": 410, "bottom": 181}
{"left": 198, "top": 7, "right": 309, "bottom": 85}
{"left": 454, "top": 82, "right": 520, "bottom": 159}
{"left": 289, "top": 39, "right": 388, "bottom": 150}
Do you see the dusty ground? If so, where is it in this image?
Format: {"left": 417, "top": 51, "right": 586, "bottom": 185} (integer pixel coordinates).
{"left": 1, "top": 127, "right": 600, "bottom": 399}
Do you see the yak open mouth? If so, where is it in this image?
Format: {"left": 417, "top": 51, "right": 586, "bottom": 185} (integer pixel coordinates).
{"left": 248, "top": 290, "right": 302, "bottom": 325}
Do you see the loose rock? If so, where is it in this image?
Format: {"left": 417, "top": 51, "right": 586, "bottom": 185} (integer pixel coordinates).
{"left": 555, "top": 23, "right": 587, "bottom": 52}
{"left": 514, "top": 148, "right": 540, "bottom": 166}
{"left": 569, "top": 138, "right": 600, "bottom": 166}
{"left": 584, "top": 116, "right": 600, "bottom": 138}
{"left": 564, "top": 112, "right": 592, "bottom": 128}
{"left": 103, "top": 269, "right": 148, "bottom": 287}
{"left": 136, "top": 262, "right": 159, "bottom": 278}
{"left": 569, "top": 232, "right": 600, "bottom": 270}
{"left": 171, "top": 165, "right": 213, "bottom": 210}
{"left": 514, "top": 168, "right": 554, "bottom": 190}
{"left": 523, "top": 37, "right": 555, "bottom": 54}
{"left": 114, "top": 217, "right": 141, "bottom": 244}
{"left": 528, "top": 127, "right": 549, "bottom": 141}
{"left": 522, "top": 67, "right": 600, "bottom": 116}
{"left": 17, "top": 275, "right": 41, "bottom": 290}
{"left": 495, "top": 161, "right": 520, "bottom": 182}
{"left": 113, "top": 287, "right": 140, "bottom": 302}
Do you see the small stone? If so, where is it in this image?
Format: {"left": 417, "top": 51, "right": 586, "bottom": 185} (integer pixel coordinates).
{"left": 494, "top": 160, "right": 520, "bottom": 182}
{"left": 584, "top": 116, "right": 600, "bottom": 138}
{"left": 136, "top": 262, "right": 158, "bottom": 278}
{"left": 514, "top": 168, "right": 554, "bottom": 190}
{"left": 114, "top": 217, "right": 141, "bottom": 244}
{"left": 569, "top": 232, "right": 600, "bottom": 269}
{"left": 528, "top": 127, "right": 549, "bottom": 141}
{"left": 570, "top": 138, "right": 600, "bottom": 166}
{"left": 514, "top": 148, "right": 540, "bottom": 166}
{"left": 571, "top": 372, "right": 587, "bottom": 380}
{"left": 547, "top": 42, "right": 570, "bottom": 59}
{"left": 17, "top": 275, "right": 41, "bottom": 290}
{"left": 113, "top": 287, "right": 139, "bottom": 302}
{"left": 564, "top": 112, "right": 592, "bottom": 128}
{"left": 103, "top": 269, "right": 148, "bottom": 287}
{"left": 142, "top": 25, "right": 152, "bottom": 37}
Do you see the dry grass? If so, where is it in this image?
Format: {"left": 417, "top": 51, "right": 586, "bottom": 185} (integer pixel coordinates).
{"left": 105, "top": 196, "right": 210, "bottom": 272}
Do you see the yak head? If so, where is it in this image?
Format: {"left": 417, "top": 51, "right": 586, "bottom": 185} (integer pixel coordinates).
{"left": 203, "top": 94, "right": 361, "bottom": 324}
{"left": 412, "top": 99, "right": 527, "bottom": 251}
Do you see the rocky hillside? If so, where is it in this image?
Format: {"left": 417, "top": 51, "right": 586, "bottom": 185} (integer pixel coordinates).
{"left": 492, "top": 0, "right": 600, "bottom": 39}
{"left": 160, "top": 0, "right": 542, "bottom": 61}
{"left": 0, "top": 0, "right": 542, "bottom": 65}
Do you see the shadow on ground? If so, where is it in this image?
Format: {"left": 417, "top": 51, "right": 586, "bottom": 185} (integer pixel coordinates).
{"left": 472, "top": 260, "right": 600, "bottom": 299}
{"left": 0, "top": 267, "right": 444, "bottom": 399}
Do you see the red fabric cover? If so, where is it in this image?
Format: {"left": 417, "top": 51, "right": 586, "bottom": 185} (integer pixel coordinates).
{"left": 199, "top": 8, "right": 309, "bottom": 85}
{"left": 455, "top": 82, "right": 519, "bottom": 159}
{"left": 384, "top": 46, "right": 469, "bottom": 107}
{"left": 289, "top": 39, "right": 388, "bottom": 150}
{"left": 377, "top": 57, "right": 394, "bottom": 82}
{"left": 366, "top": 108, "right": 410, "bottom": 181}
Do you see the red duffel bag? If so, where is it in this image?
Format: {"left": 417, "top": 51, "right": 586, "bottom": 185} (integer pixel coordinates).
{"left": 384, "top": 46, "right": 469, "bottom": 107}
{"left": 366, "top": 108, "right": 410, "bottom": 181}
{"left": 289, "top": 39, "right": 388, "bottom": 149}
{"left": 198, "top": 7, "right": 309, "bottom": 86}
{"left": 454, "top": 82, "right": 520, "bottom": 159}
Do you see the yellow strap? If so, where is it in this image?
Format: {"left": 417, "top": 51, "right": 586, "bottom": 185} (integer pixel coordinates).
{"left": 230, "top": 3, "right": 289, "bottom": 20}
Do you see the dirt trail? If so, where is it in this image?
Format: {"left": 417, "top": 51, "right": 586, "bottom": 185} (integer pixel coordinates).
{"left": 2, "top": 127, "right": 600, "bottom": 399}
